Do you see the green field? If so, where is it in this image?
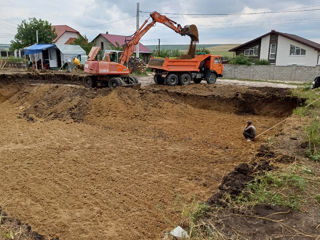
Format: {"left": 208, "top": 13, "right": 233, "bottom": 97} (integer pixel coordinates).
{"left": 145, "top": 44, "right": 239, "bottom": 58}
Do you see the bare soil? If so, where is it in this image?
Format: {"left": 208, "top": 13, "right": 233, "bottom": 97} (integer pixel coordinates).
{"left": 0, "top": 78, "right": 303, "bottom": 239}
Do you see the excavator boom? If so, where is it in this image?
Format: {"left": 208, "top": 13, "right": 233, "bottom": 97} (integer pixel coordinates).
{"left": 119, "top": 11, "right": 199, "bottom": 65}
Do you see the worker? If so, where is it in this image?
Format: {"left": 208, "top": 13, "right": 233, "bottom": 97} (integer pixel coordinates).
{"left": 73, "top": 57, "right": 80, "bottom": 67}
{"left": 243, "top": 121, "right": 256, "bottom": 141}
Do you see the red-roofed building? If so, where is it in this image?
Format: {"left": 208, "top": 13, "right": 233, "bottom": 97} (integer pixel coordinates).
{"left": 92, "top": 32, "right": 151, "bottom": 63}
{"left": 52, "top": 25, "right": 81, "bottom": 44}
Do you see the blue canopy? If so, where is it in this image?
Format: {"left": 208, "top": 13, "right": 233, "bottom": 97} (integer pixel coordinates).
{"left": 23, "top": 44, "right": 55, "bottom": 55}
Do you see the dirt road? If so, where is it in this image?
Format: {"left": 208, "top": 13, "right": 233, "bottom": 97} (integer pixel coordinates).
{"left": 0, "top": 81, "right": 298, "bottom": 239}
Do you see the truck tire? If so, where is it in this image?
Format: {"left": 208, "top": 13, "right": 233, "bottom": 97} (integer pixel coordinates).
{"left": 206, "top": 71, "right": 217, "bottom": 84}
{"left": 83, "top": 76, "right": 95, "bottom": 88}
{"left": 154, "top": 74, "right": 164, "bottom": 85}
{"left": 108, "top": 77, "right": 123, "bottom": 89}
{"left": 180, "top": 73, "right": 192, "bottom": 85}
{"left": 166, "top": 73, "right": 179, "bottom": 86}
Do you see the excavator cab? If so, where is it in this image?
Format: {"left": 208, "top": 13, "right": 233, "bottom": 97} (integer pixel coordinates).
{"left": 103, "top": 50, "right": 123, "bottom": 63}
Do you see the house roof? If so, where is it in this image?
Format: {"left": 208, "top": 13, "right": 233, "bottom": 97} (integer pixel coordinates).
{"left": 52, "top": 25, "right": 80, "bottom": 43}
{"left": 229, "top": 30, "right": 320, "bottom": 52}
{"left": 94, "top": 33, "right": 151, "bottom": 53}
{"left": 55, "top": 44, "right": 86, "bottom": 55}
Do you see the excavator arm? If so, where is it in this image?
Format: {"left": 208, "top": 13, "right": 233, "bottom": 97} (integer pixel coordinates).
{"left": 119, "top": 11, "right": 198, "bottom": 65}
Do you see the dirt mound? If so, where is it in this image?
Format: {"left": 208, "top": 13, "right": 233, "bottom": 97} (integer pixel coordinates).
{"left": 9, "top": 84, "right": 111, "bottom": 122}
{"left": 207, "top": 160, "right": 273, "bottom": 207}
{"left": 0, "top": 207, "right": 58, "bottom": 240}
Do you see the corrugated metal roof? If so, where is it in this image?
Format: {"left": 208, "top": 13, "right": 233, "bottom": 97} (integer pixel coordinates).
{"left": 95, "top": 33, "right": 151, "bottom": 53}
{"left": 24, "top": 44, "right": 55, "bottom": 55}
{"left": 55, "top": 44, "right": 86, "bottom": 55}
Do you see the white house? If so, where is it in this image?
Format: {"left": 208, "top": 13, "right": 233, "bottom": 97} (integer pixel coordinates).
{"left": 52, "top": 25, "right": 81, "bottom": 45}
{"left": 230, "top": 30, "right": 320, "bottom": 66}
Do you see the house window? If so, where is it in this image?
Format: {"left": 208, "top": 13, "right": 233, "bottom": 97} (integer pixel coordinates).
{"left": 101, "top": 42, "right": 104, "bottom": 50}
{"left": 290, "top": 44, "right": 306, "bottom": 55}
{"left": 269, "top": 43, "right": 277, "bottom": 60}
{"left": 244, "top": 45, "right": 259, "bottom": 56}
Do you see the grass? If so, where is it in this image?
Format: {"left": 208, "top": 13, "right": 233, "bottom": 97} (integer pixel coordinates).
{"left": 0, "top": 56, "right": 26, "bottom": 63}
{"left": 207, "top": 44, "right": 238, "bottom": 58}
{"left": 292, "top": 86, "right": 320, "bottom": 160}
{"left": 227, "top": 162, "right": 319, "bottom": 212}
{"left": 234, "top": 171, "right": 306, "bottom": 210}
{"left": 180, "top": 198, "right": 221, "bottom": 239}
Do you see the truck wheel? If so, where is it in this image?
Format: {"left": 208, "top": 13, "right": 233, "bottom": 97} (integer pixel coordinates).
{"left": 83, "top": 77, "right": 95, "bottom": 88}
{"left": 206, "top": 72, "right": 217, "bottom": 84}
{"left": 166, "top": 73, "right": 179, "bottom": 86}
{"left": 154, "top": 74, "right": 164, "bottom": 85}
{"left": 194, "top": 79, "right": 201, "bottom": 84}
{"left": 108, "top": 77, "right": 123, "bottom": 89}
{"left": 180, "top": 73, "right": 192, "bottom": 85}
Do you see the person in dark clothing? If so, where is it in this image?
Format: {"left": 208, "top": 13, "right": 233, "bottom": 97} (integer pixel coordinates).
{"left": 243, "top": 121, "right": 256, "bottom": 141}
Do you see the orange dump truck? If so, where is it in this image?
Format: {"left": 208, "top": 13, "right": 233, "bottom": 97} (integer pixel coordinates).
{"left": 148, "top": 54, "right": 223, "bottom": 86}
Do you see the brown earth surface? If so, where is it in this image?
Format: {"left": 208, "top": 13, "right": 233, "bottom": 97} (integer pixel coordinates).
{"left": 0, "top": 80, "right": 301, "bottom": 239}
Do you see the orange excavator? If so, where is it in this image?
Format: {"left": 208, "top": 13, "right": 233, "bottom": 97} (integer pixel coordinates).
{"left": 83, "top": 11, "right": 199, "bottom": 88}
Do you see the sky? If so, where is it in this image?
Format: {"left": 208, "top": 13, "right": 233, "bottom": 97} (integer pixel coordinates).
{"left": 1, "top": 0, "right": 320, "bottom": 45}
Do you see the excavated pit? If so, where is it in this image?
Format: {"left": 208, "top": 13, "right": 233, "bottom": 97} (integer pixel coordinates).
{"left": 0, "top": 77, "right": 304, "bottom": 240}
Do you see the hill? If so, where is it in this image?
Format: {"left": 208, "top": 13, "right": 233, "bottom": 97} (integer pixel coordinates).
{"left": 145, "top": 44, "right": 239, "bottom": 58}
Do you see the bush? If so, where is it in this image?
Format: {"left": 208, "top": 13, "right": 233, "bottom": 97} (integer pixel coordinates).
{"left": 229, "top": 54, "right": 252, "bottom": 65}
{"left": 305, "top": 119, "right": 320, "bottom": 161}
{"left": 253, "top": 59, "right": 270, "bottom": 65}
{"left": 196, "top": 48, "right": 211, "bottom": 54}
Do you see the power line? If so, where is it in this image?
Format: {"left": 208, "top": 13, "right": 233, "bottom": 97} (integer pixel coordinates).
{"left": 140, "top": 7, "right": 320, "bottom": 16}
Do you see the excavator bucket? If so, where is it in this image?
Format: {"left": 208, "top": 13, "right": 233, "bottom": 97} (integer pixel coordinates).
{"left": 181, "top": 24, "right": 199, "bottom": 42}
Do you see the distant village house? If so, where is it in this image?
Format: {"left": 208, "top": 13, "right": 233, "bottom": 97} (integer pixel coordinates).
{"left": 230, "top": 30, "right": 320, "bottom": 66}
{"left": 92, "top": 32, "right": 151, "bottom": 63}
{"left": 52, "top": 25, "right": 81, "bottom": 44}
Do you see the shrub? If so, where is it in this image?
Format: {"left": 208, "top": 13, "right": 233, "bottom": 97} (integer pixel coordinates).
{"left": 196, "top": 48, "right": 211, "bottom": 54}
{"left": 253, "top": 59, "right": 270, "bottom": 65}
{"left": 305, "top": 119, "right": 320, "bottom": 161}
{"left": 229, "top": 54, "right": 252, "bottom": 65}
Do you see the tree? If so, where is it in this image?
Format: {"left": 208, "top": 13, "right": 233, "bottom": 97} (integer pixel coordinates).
{"left": 10, "top": 18, "right": 57, "bottom": 51}
{"left": 72, "top": 35, "right": 94, "bottom": 55}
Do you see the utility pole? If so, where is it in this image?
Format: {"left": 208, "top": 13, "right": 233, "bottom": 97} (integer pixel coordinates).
{"left": 135, "top": 2, "right": 140, "bottom": 58}
{"left": 158, "top": 39, "right": 160, "bottom": 56}
{"left": 36, "top": 30, "right": 39, "bottom": 43}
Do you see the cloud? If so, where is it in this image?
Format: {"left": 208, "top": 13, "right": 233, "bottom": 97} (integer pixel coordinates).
{"left": 0, "top": 0, "right": 319, "bottom": 44}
